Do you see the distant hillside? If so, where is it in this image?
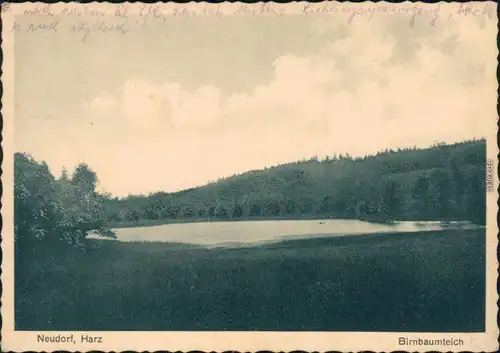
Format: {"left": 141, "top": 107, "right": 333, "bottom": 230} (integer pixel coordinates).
{"left": 104, "top": 139, "right": 487, "bottom": 226}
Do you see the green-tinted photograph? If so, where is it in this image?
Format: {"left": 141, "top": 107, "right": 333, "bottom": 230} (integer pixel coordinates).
{"left": 11, "top": 2, "right": 494, "bottom": 335}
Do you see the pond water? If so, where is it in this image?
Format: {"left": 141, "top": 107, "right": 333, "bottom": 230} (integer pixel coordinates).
{"left": 90, "top": 219, "right": 476, "bottom": 247}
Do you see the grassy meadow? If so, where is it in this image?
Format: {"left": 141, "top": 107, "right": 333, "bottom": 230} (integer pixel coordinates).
{"left": 16, "top": 228, "right": 485, "bottom": 332}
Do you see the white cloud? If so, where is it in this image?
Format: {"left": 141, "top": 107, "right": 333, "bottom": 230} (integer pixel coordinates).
{"left": 72, "top": 15, "right": 496, "bottom": 196}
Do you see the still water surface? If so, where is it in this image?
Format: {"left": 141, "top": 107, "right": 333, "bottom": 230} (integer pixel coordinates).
{"left": 98, "top": 219, "right": 475, "bottom": 246}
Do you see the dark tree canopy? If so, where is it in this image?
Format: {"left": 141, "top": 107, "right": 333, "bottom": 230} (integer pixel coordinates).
{"left": 72, "top": 163, "right": 98, "bottom": 193}
{"left": 14, "top": 153, "right": 111, "bottom": 249}
{"left": 102, "top": 139, "right": 487, "bottom": 226}
{"left": 14, "top": 139, "right": 487, "bottom": 251}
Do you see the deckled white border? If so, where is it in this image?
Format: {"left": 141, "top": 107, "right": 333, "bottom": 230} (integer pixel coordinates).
{"left": 1, "top": 2, "right": 498, "bottom": 351}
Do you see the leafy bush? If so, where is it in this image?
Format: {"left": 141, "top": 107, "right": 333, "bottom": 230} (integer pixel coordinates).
{"left": 14, "top": 153, "right": 111, "bottom": 249}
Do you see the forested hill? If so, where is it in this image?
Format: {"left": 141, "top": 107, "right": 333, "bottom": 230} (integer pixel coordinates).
{"left": 104, "top": 139, "right": 487, "bottom": 226}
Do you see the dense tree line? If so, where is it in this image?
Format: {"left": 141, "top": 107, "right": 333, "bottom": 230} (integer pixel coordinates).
{"left": 14, "top": 139, "right": 487, "bottom": 249}
{"left": 14, "top": 153, "right": 113, "bottom": 250}
{"left": 104, "top": 139, "right": 487, "bottom": 226}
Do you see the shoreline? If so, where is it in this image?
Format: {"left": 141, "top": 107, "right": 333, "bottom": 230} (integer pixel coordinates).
{"left": 87, "top": 222, "right": 484, "bottom": 248}
{"left": 106, "top": 216, "right": 475, "bottom": 230}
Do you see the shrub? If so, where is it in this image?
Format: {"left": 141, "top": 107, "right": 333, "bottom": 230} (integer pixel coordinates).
{"left": 14, "top": 153, "right": 111, "bottom": 249}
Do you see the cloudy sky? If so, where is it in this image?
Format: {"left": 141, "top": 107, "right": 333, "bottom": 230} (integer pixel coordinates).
{"left": 15, "top": 4, "right": 496, "bottom": 196}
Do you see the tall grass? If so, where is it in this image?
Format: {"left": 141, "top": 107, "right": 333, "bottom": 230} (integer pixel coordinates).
{"left": 15, "top": 228, "right": 485, "bottom": 332}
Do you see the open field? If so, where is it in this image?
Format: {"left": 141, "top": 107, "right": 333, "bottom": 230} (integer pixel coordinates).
{"left": 15, "top": 228, "right": 485, "bottom": 332}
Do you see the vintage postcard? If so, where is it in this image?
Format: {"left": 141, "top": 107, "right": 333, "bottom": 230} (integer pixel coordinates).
{"left": 1, "top": 1, "right": 498, "bottom": 351}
